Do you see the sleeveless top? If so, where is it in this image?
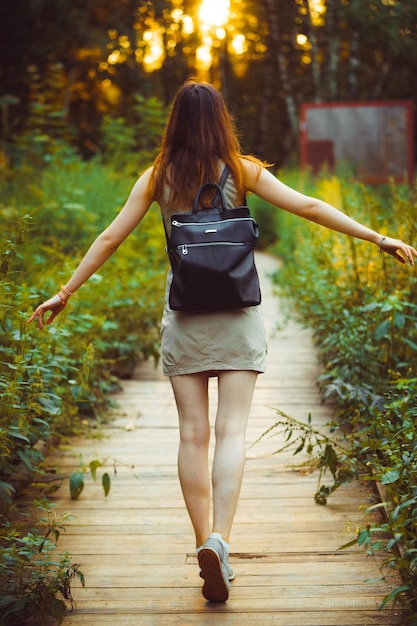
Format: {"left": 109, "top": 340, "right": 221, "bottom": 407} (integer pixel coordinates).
{"left": 157, "top": 167, "right": 267, "bottom": 377}
{"left": 159, "top": 168, "right": 242, "bottom": 237}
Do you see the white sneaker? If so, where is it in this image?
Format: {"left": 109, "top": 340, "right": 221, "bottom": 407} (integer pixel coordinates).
{"left": 197, "top": 533, "right": 235, "bottom": 602}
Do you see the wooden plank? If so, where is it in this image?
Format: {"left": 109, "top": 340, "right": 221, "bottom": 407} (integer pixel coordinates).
{"left": 44, "top": 253, "right": 403, "bottom": 625}
{"left": 50, "top": 488, "right": 372, "bottom": 504}
{"left": 51, "top": 552, "right": 383, "bottom": 567}
{"left": 61, "top": 611, "right": 404, "bottom": 626}
{"left": 46, "top": 534, "right": 366, "bottom": 555}
{"left": 60, "top": 520, "right": 369, "bottom": 534}
{"left": 65, "top": 597, "right": 390, "bottom": 611}
{"left": 58, "top": 562, "right": 390, "bottom": 588}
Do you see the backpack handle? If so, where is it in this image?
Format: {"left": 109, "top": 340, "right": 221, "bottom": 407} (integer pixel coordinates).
{"left": 192, "top": 182, "right": 228, "bottom": 213}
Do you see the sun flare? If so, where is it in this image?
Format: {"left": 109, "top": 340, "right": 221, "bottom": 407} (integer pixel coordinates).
{"left": 308, "top": 0, "right": 326, "bottom": 25}
{"left": 199, "top": 0, "right": 230, "bottom": 32}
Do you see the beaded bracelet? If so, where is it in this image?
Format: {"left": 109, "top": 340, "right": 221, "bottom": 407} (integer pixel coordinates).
{"left": 60, "top": 285, "right": 73, "bottom": 297}
{"left": 378, "top": 236, "right": 387, "bottom": 253}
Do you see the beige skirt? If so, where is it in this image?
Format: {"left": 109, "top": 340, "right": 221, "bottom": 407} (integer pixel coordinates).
{"left": 160, "top": 271, "right": 267, "bottom": 376}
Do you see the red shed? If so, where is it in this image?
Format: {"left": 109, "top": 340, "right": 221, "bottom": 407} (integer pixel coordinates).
{"left": 300, "top": 101, "right": 414, "bottom": 183}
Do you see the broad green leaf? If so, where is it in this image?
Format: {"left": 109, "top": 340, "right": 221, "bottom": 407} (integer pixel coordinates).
{"left": 17, "top": 450, "right": 34, "bottom": 471}
{"left": 379, "top": 585, "right": 410, "bottom": 609}
{"left": 69, "top": 472, "right": 85, "bottom": 500}
{"left": 0, "top": 481, "right": 16, "bottom": 504}
{"left": 89, "top": 459, "right": 102, "bottom": 482}
{"left": 393, "top": 312, "right": 405, "bottom": 329}
{"left": 381, "top": 470, "right": 400, "bottom": 485}
{"left": 357, "top": 529, "right": 371, "bottom": 546}
{"left": 7, "top": 430, "right": 30, "bottom": 444}
{"left": 338, "top": 538, "right": 358, "bottom": 550}
{"left": 323, "top": 444, "right": 338, "bottom": 477}
{"left": 102, "top": 472, "right": 111, "bottom": 497}
{"left": 375, "top": 319, "right": 390, "bottom": 340}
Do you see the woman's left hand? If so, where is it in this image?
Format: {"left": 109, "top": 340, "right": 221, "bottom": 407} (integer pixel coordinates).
{"left": 378, "top": 237, "right": 417, "bottom": 266}
{"left": 27, "top": 294, "right": 67, "bottom": 329}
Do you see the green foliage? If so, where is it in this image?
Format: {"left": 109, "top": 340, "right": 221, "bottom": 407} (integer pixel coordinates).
{"left": 11, "top": 64, "right": 78, "bottom": 167}
{"left": 3, "top": 1, "right": 417, "bottom": 165}
{"left": 258, "top": 393, "right": 417, "bottom": 612}
{"left": 0, "top": 155, "right": 166, "bottom": 508}
{"left": 69, "top": 457, "right": 112, "bottom": 500}
{"left": 275, "top": 174, "right": 417, "bottom": 408}
{"left": 0, "top": 500, "right": 84, "bottom": 625}
{"left": 268, "top": 173, "right": 417, "bottom": 613}
{"left": 248, "top": 195, "right": 279, "bottom": 250}
{"left": 250, "top": 409, "right": 359, "bottom": 506}
{"left": 0, "top": 154, "right": 166, "bottom": 494}
{"left": 249, "top": 168, "right": 318, "bottom": 253}
{"left": 100, "top": 117, "right": 136, "bottom": 169}
{"left": 0, "top": 152, "right": 167, "bottom": 621}
{"left": 100, "top": 94, "right": 167, "bottom": 173}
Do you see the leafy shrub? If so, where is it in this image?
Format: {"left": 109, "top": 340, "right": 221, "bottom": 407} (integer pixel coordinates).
{"left": 255, "top": 392, "right": 417, "bottom": 613}
{"left": 0, "top": 153, "right": 167, "bottom": 622}
{"left": 269, "top": 172, "right": 417, "bottom": 613}
{"left": 0, "top": 90, "right": 170, "bottom": 621}
{"left": 0, "top": 500, "right": 84, "bottom": 625}
{"left": 275, "top": 175, "right": 417, "bottom": 408}
{"left": 100, "top": 94, "right": 167, "bottom": 173}
{"left": 248, "top": 195, "right": 280, "bottom": 250}
{"left": 248, "top": 167, "right": 318, "bottom": 254}
{"left": 1, "top": 156, "right": 167, "bottom": 499}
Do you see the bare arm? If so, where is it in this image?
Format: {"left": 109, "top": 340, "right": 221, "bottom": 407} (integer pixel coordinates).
{"left": 244, "top": 161, "right": 417, "bottom": 266}
{"left": 28, "top": 167, "right": 154, "bottom": 328}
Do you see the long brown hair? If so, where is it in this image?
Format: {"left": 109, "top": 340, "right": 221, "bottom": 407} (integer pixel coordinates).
{"left": 147, "top": 80, "right": 263, "bottom": 209}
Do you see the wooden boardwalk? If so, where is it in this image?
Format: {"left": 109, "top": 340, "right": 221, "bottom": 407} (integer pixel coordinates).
{"left": 50, "top": 253, "right": 404, "bottom": 625}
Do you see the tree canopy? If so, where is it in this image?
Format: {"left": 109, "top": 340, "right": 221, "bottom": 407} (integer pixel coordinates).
{"left": 1, "top": 0, "right": 416, "bottom": 165}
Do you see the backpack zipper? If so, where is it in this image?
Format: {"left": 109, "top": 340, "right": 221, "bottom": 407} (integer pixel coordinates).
{"left": 179, "top": 242, "right": 245, "bottom": 255}
{"left": 171, "top": 217, "right": 255, "bottom": 228}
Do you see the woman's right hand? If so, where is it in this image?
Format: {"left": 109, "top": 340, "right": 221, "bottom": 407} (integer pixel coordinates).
{"left": 27, "top": 294, "right": 68, "bottom": 329}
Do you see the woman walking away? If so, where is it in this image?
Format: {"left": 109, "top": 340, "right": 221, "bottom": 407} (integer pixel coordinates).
{"left": 28, "top": 80, "right": 417, "bottom": 604}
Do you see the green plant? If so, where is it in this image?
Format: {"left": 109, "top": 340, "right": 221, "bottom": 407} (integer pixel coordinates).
{"left": 248, "top": 195, "right": 280, "bottom": 250}
{"left": 0, "top": 500, "right": 84, "bottom": 625}
{"left": 0, "top": 157, "right": 167, "bottom": 510}
{"left": 263, "top": 173, "right": 417, "bottom": 615}
{"left": 66, "top": 453, "right": 144, "bottom": 501}
{"left": 250, "top": 408, "right": 358, "bottom": 506}
{"left": 69, "top": 456, "right": 112, "bottom": 501}
{"left": 11, "top": 63, "right": 78, "bottom": 169}
{"left": 0, "top": 154, "right": 168, "bottom": 624}
{"left": 100, "top": 94, "right": 167, "bottom": 172}
{"left": 253, "top": 393, "right": 417, "bottom": 612}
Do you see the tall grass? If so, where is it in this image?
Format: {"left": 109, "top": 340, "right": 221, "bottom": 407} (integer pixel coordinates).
{"left": 0, "top": 156, "right": 167, "bottom": 623}
{"left": 265, "top": 170, "right": 417, "bottom": 613}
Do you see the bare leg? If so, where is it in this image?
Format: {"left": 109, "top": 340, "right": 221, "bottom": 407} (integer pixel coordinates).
{"left": 170, "top": 372, "right": 211, "bottom": 548}
{"left": 212, "top": 370, "right": 258, "bottom": 542}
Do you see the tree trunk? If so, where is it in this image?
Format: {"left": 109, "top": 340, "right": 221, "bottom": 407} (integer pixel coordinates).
{"left": 258, "top": 54, "right": 275, "bottom": 161}
{"left": 301, "top": 0, "right": 322, "bottom": 102}
{"left": 372, "top": 62, "right": 390, "bottom": 99}
{"left": 347, "top": 30, "right": 360, "bottom": 99}
{"left": 325, "top": 0, "right": 341, "bottom": 101}
{"left": 263, "top": 0, "right": 299, "bottom": 153}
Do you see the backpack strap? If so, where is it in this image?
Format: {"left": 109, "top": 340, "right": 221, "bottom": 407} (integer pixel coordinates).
{"left": 212, "top": 165, "right": 230, "bottom": 207}
{"left": 218, "top": 164, "right": 230, "bottom": 189}
{"left": 215, "top": 164, "right": 247, "bottom": 208}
